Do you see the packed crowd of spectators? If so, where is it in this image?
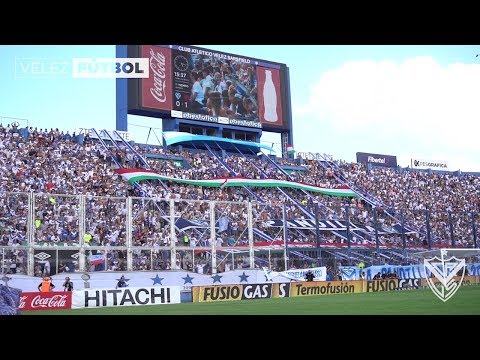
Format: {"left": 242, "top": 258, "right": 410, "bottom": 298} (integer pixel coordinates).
{"left": 187, "top": 56, "right": 258, "bottom": 121}
{"left": 1, "top": 122, "right": 479, "bottom": 275}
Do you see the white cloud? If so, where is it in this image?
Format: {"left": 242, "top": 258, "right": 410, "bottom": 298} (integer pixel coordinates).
{"left": 293, "top": 56, "right": 480, "bottom": 171}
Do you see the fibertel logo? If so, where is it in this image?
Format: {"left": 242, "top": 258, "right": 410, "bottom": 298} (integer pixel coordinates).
{"left": 424, "top": 249, "right": 465, "bottom": 302}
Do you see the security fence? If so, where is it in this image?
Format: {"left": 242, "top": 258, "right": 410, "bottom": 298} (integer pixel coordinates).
{"left": 0, "top": 192, "right": 478, "bottom": 277}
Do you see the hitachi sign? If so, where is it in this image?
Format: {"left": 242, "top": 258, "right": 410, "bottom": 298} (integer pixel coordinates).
{"left": 367, "top": 156, "right": 386, "bottom": 164}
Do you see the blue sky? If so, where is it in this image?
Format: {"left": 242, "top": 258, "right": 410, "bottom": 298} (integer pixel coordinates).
{"left": 1, "top": 45, "right": 479, "bottom": 171}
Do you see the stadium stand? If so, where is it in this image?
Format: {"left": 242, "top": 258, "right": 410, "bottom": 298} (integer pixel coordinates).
{"left": 0, "top": 123, "right": 478, "bottom": 279}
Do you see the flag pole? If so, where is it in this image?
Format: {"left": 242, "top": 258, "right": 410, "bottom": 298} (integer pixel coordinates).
{"left": 283, "top": 204, "right": 289, "bottom": 271}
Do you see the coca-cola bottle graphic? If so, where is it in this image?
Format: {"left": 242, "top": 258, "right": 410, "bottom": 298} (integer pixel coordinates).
{"left": 263, "top": 69, "right": 278, "bottom": 122}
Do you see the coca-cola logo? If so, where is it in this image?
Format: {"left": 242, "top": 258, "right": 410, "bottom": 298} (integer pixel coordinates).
{"left": 149, "top": 49, "right": 167, "bottom": 103}
{"left": 30, "top": 294, "right": 68, "bottom": 308}
{"left": 19, "top": 295, "right": 27, "bottom": 309}
{"left": 19, "top": 292, "right": 72, "bottom": 311}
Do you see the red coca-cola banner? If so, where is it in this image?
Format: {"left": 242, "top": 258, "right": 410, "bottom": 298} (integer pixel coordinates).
{"left": 141, "top": 45, "right": 172, "bottom": 111}
{"left": 19, "top": 292, "right": 72, "bottom": 311}
{"left": 257, "top": 66, "right": 283, "bottom": 126}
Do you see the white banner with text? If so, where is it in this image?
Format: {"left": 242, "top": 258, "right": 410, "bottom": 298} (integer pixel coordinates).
{"left": 72, "top": 286, "right": 181, "bottom": 309}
